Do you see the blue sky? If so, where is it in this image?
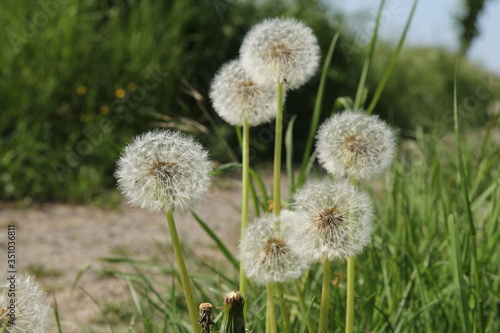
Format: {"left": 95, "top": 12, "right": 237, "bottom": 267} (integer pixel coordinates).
{"left": 330, "top": 0, "right": 500, "bottom": 74}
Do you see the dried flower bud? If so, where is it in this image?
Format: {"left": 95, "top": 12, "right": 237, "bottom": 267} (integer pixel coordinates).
{"left": 198, "top": 303, "right": 214, "bottom": 333}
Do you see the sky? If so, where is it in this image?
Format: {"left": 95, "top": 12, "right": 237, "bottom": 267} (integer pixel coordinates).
{"left": 330, "top": 0, "right": 500, "bottom": 74}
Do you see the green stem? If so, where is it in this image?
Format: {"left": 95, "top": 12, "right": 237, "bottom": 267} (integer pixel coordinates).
{"left": 276, "top": 283, "right": 291, "bottom": 333}
{"left": 297, "top": 32, "right": 340, "bottom": 189}
{"left": 266, "top": 303, "right": 271, "bottom": 333}
{"left": 240, "top": 119, "right": 250, "bottom": 307}
{"left": 165, "top": 211, "right": 200, "bottom": 333}
{"left": 345, "top": 257, "right": 355, "bottom": 333}
{"left": 271, "top": 82, "right": 284, "bottom": 333}
{"left": 267, "top": 283, "right": 277, "bottom": 333}
{"left": 293, "top": 280, "right": 314, "bottom": 333}
{"left": 273, "top": 82, "right": 284, "bottom": 218}
{"left": 346, "top": 179, "right": 358, "bottom": 333}
{"left": 318, "top": 258, "right": 331, "bottom": 333}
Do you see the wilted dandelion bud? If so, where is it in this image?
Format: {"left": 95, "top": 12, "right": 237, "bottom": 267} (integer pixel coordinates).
{"left": 0, "top": 275, "right": 52, "bottom": 332}
{"left": 289, "top": 178, "right": 374, "bottom": 261}
{"left": 115, "top": 130, "right": 212, "bottom": 212}
{"left": 240, "top": 18, "right": 320, "bottom": 90}
{"left": 210, "top": 59, "right": 279, "bottom": 126}
{"left": 220, "top": 291, "right": 245, "bottom": 333}
{"left": 198, "top": 303, "right": 214, "bottom": 333}
{"left": 240, "top": 211, "right": 309, "bottom": 284}
{"left": 316, "top": 110, "right": 397, "bottom": 180}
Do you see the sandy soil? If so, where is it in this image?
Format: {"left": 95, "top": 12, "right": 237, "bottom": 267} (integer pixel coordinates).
{"left": 0, "top": 172, "right": 269, "bottom": 333}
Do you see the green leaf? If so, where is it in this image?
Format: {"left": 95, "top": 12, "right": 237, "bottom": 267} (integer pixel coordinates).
{"left": 191, "top": 212, "right": 239, "bottom": 270}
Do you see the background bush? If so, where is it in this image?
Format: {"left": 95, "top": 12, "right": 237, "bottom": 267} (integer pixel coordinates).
{"left": 0, "top": 0, "right": 497, "bottom": 202}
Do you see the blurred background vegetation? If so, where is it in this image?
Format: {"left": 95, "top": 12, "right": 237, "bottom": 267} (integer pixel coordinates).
{"left": 0, "top": 0, "right": 498, "bottom": 203}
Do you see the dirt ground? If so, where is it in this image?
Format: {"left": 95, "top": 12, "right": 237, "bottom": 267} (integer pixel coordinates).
{"left": 0, "top": 172, "right": 271, "bottom": 333}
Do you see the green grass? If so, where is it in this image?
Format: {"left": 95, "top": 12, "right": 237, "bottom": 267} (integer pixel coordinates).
{"left": 92, "top": 120, "right": 498, "bottom": 332}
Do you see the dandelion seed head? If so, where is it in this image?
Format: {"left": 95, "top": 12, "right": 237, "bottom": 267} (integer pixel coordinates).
{"left": 316, "top": 110, "right": 397, "bottom": 180}
{"left": 289, "top": 178, "right": 374, "bottom": 261}
{"left": 240, "top": 211, "right": 308, "bottom": 284}
{"left": 0, "top": 275, "right": 52, "bottom": 332}
{"left": 115, "top": 130, "right": 212, "bottom": 213}
{"left": 209, "top": 59, "right": 278, "bottom": 126}
{"left": 240, "top": 18, "right": 320, "bottom": 90}
{"left": 314, "top": 207, "right": 344, "bottom": 230}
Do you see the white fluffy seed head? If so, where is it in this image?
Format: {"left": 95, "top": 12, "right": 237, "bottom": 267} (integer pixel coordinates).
{"left": 289, "top": 178, "right": 374, "bottom": 262}
{"left": 316, "top": 110, "right": 397, "bottom": 180}
{"left": 240, "top": 211, "right": 309, "bottom": 284}
{"left": 0, "top": 275, "right": 52, "bottom": 332}
{"left": 115, "top": 130, "right": 212, "bottom": 213}
{"left": 240, "top": 18, "right": 320, "bottom": 90}
{"left": 210, "top": 59, "right": 278, "bottom": 126}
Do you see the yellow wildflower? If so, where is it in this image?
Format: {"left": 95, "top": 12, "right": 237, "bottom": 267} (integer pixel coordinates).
{"left": 100, "top": 105, "right": 110, "bottom": 115}
{"left": 115, "top": 89, "right": 126, "bottom": 99}
{"left": 77, "top": 85, "right": 87, "bottom": 96}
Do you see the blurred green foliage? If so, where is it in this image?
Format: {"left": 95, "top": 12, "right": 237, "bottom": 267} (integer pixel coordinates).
{"left": 0, "top": 0, "right": 497, "bottom": 202}
{"left": 369, "top": 44, "right": 497, "bottom": 131}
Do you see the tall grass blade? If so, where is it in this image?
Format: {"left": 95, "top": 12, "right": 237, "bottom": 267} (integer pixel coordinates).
{"left": 366, "top": 0, "right": 419, "bottom": 115}
{"left": 249, "top": 167, "right": 270, "bottom": 209}
{"left": 52, "top": 292, "right": 63, "bottom": 333}
{"left": 297, "top": 32, "right": 340, "bottom": 189}
{"left": 126, "top": 278, "right": 144, "bottom": 319}
{"left": 249, "top": 175, "right": 262, "bottom": 216}
{"left": 192, "top": 212, "right": 239, "bottom": 270}
{"left": 353, "top": 0, "right": 386, "bottom": 110}
{"left": 78, "top": 285, "right": 117, "bottom": 333}
{"left": 293, "top": 280, "right": 314, "bottom": 333}
{"left": 211, "top": 162, "right": 242, "bottom": 176}
{"left": 447, "top": 213, "right": 471, "bottom": 332}
{"left": 452, "top": 61, "right": 484, "bottom": 332}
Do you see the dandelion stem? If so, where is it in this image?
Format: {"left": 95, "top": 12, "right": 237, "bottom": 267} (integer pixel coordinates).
{"left": 346, "top": 179, "right": 358, "bottom": 333}
{"left": 266, "top": 304, "right": 271, "bottom": 333}
{"left": 318, "top": 257, "right": 331, "bottom": 333}
{"left": 345, "top": 256, "right": 355, "bottom": 333}
{"left": 293, "top": 280, "right": 315, "bottom": 333}
{"left": 270, "top": 81, "right": 284, "bottom": 333}
{"left": 276, "top": 283, "right": 291, "bottom": 333}
{"left": 165, "top": 211, "right": 200, "bottom": 333}
{"left": 273, "top": 82, "right": 284, "bottom": 218}
{"left": 240, "top": 119, "right": 250, "bottom": 310}
{"left": 267, "top": 283, "right": 278, "bottom": 333}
